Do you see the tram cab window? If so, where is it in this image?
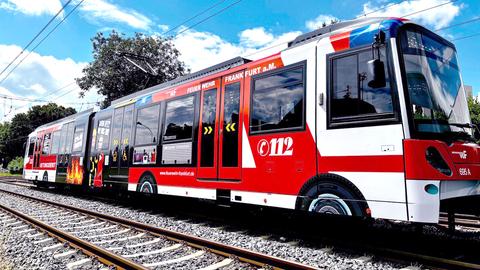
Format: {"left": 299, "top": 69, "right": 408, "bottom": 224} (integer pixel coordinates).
{"left": 250, "top": 63, "right": 305, "bottom": 133}
{"left": 134, "top": 104, "right": 160, "bottom": 145}
{"left": 329, "top": 49, "right": 394, "bottom": 124}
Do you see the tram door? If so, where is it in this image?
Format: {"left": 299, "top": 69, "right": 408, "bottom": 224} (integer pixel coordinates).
{"left": 32, "top": 134, "right": 42, "bottom": 169}
{"left": 197, "top": 72, "right": 244, "bottom": 181}
{"left": 110, "top": 104, "right": 134, "bottom": 180}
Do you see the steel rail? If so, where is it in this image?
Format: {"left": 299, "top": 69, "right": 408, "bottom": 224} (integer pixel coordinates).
{"left": 0, "top": 188, "right": 317, "bottom": 270}
{"left": 0, "top": 200, "right": 148, "bottom": 270}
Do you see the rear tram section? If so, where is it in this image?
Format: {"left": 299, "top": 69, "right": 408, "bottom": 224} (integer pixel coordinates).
{"left": 24, "top": 17, "right": 480, "bottom": 224}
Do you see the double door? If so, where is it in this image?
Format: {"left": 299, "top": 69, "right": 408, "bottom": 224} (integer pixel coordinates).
{"left": 197, "top": 72, "right": 244, "bottom": 181}
{"left": 108, "top": 104, "right": 134, "bottom": 180}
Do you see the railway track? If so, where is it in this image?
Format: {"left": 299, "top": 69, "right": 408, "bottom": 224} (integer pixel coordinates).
{"left": 5, "top": 178, "right": 480, "bottom": 232}
{"left": 0, "top": 203, "right": 123, "bottom": 269}
{"left": 0, "top": 187, "right": 316, "bottom": 270}
{"left": 439, "top": 212, "right": 480, "bottom": 230}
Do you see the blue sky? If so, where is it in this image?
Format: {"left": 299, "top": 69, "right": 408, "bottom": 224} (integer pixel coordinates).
{"left": 0, "top": 0, "right": 479, "bottom": 119}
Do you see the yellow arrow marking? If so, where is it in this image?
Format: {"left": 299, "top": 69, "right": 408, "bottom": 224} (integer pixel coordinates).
{"left": 208, "top": 126, "right": 213, "bottom": 134}
{"left": 226, "top": 123, "right": 230, "bottom": 132}
{"left": 204, "top": 127, "right": 208, "bottom": 135}
{"left": 230, "top": 123, "right": 236, "bottom": 131}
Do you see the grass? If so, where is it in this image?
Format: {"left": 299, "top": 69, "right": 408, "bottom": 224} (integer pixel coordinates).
{"left": 0, "top": 172, "right": 21, "bottom": 177}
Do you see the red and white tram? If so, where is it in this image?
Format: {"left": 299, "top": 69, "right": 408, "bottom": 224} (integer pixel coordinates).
{"left": 24, "top": 17, "right": 480, "bottom": 223}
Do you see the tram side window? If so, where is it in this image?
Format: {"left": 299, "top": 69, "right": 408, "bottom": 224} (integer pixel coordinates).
{"left": 163, "top": 96, "right": 195, "bottom": 141}
{"left": 329, "top": 49, "right": 393, "bottom": 123}
{"left": 162, "top": 95, "right": 195, "bottom": 165}
{"left": 50, "top": 131, "right": 60, "bottom": 154}
{"left": 58, "top": 125, "right": 67, "bottom": 154}
{"left": 65, "top": 123, "right": 75, "bottom": 154}
{"left": 42, "top": 133, "right": 52, "bottom": 155}
{"left": 96, "top": 118, "right": 111, "bottom": 150}
{"left": 72, "top": 126, "right": 84, "bottom": 152}
{"left": 134, "top": 104, "right": 160, "bottom": 145}
{"left": 250, "top": 64, "right": 305, "bottom": 133}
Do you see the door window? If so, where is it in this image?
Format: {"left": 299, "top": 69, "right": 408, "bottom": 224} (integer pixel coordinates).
{"left": 200, "top": 89, "right": 217, "bottom": 167}
{"left": 222, "top": 83, "right": 240, "bottom": 167}
{"left": 120, "top": 105, "right": 134, "bottom": 167}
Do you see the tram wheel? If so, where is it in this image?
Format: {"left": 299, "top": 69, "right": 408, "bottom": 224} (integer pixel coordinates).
{"left": 136, "top": 173, "right": 157, "bottom": 194}
{"left": 298, "top": 175, "right": 368, "bottom": 217}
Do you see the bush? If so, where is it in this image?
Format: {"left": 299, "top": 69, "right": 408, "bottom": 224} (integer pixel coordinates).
{"left": 7, "top": 156, "right": 23, "bottom": 174}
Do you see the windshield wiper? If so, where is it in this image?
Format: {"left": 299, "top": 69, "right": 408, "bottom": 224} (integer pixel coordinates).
{"left": 448, "top": 122, "right": 474, "bottom": 128}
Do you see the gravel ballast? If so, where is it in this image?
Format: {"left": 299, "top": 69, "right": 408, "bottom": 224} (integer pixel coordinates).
{"left": 0, "top": 209, "right": 107, "bottom": 270}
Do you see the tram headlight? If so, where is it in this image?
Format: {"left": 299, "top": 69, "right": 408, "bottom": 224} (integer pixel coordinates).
{"left": 425, "top": 147, "right": 452, "bottom": 176}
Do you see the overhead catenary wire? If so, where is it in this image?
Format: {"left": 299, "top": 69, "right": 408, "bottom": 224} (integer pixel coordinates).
{"left": 0, "top": 0, "right": 73, "bottom": 79}
{"left": 162, "top": 0, "right": 227, "bottom": 36}
{"left": 174, "top": 0, "right": 243, "bottom": 37}
{"left": 435, "top": 16, "right": 480, "bottom": 31}
{"left": 0, "top": 0, "right": 85, "bottom": 85}
{"left": 358, "top": 0, "right": 405, "bottom": 18}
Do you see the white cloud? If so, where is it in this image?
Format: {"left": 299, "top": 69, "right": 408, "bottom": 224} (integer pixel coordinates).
{"left": 78, "top": 0, "right": 152, "bottom": 30}
{"left": 0, "top": 0, "right": 153, "bottom": 30}
{"left": 158, "top": 24, "right": 169, "bottom": 32}
{"left": 0, "top": 0, "right": 63, "bottom": 16}
{"left": 362, "top": 0, "right": 462, "bottom": 29}
{"left": 239, "top": 27, "right": 274, "bottom": 48}
{"left": 306, "top": 14, "right": 339, "bottom": 30}
{"left": 0, "top": 44, "right": 101, "bottom": 121}
{"left": 173, "top": 27, "right": 301, "bottom": 72}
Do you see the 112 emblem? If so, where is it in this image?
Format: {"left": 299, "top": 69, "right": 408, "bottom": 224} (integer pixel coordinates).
{"left": 257, "top": 137, "right": 293, "bottom": 157}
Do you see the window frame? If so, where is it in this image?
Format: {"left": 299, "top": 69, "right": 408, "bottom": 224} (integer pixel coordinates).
{"left": 327, "top": 45, "right": 400, "bottom": 129}
{"left": 249, "top": 61, "right": 307, "bottom": 135}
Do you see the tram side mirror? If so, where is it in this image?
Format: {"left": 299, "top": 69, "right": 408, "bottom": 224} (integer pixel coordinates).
{"left": 367, "top": 59, "right": 386, "bottom": 88}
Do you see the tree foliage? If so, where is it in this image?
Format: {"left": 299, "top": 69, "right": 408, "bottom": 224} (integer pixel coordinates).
{"left": 0, "top": 103, "right": 76, "bottom": 165}
{"left": 76, "top": 31, "right": 189, "bottom": 108}
{"left": 468, "top": 97, "right": 480, "bottom": 126}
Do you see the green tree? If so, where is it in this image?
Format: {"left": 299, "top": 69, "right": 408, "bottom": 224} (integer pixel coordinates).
{"left": 468, "top": 97, "right": 480, "bottom": 126}
{"left": 76, "top": 31, "right": 189, "bottom": 108}
{"left": 0, "top": 103, "right": 76, "bottom": 162}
